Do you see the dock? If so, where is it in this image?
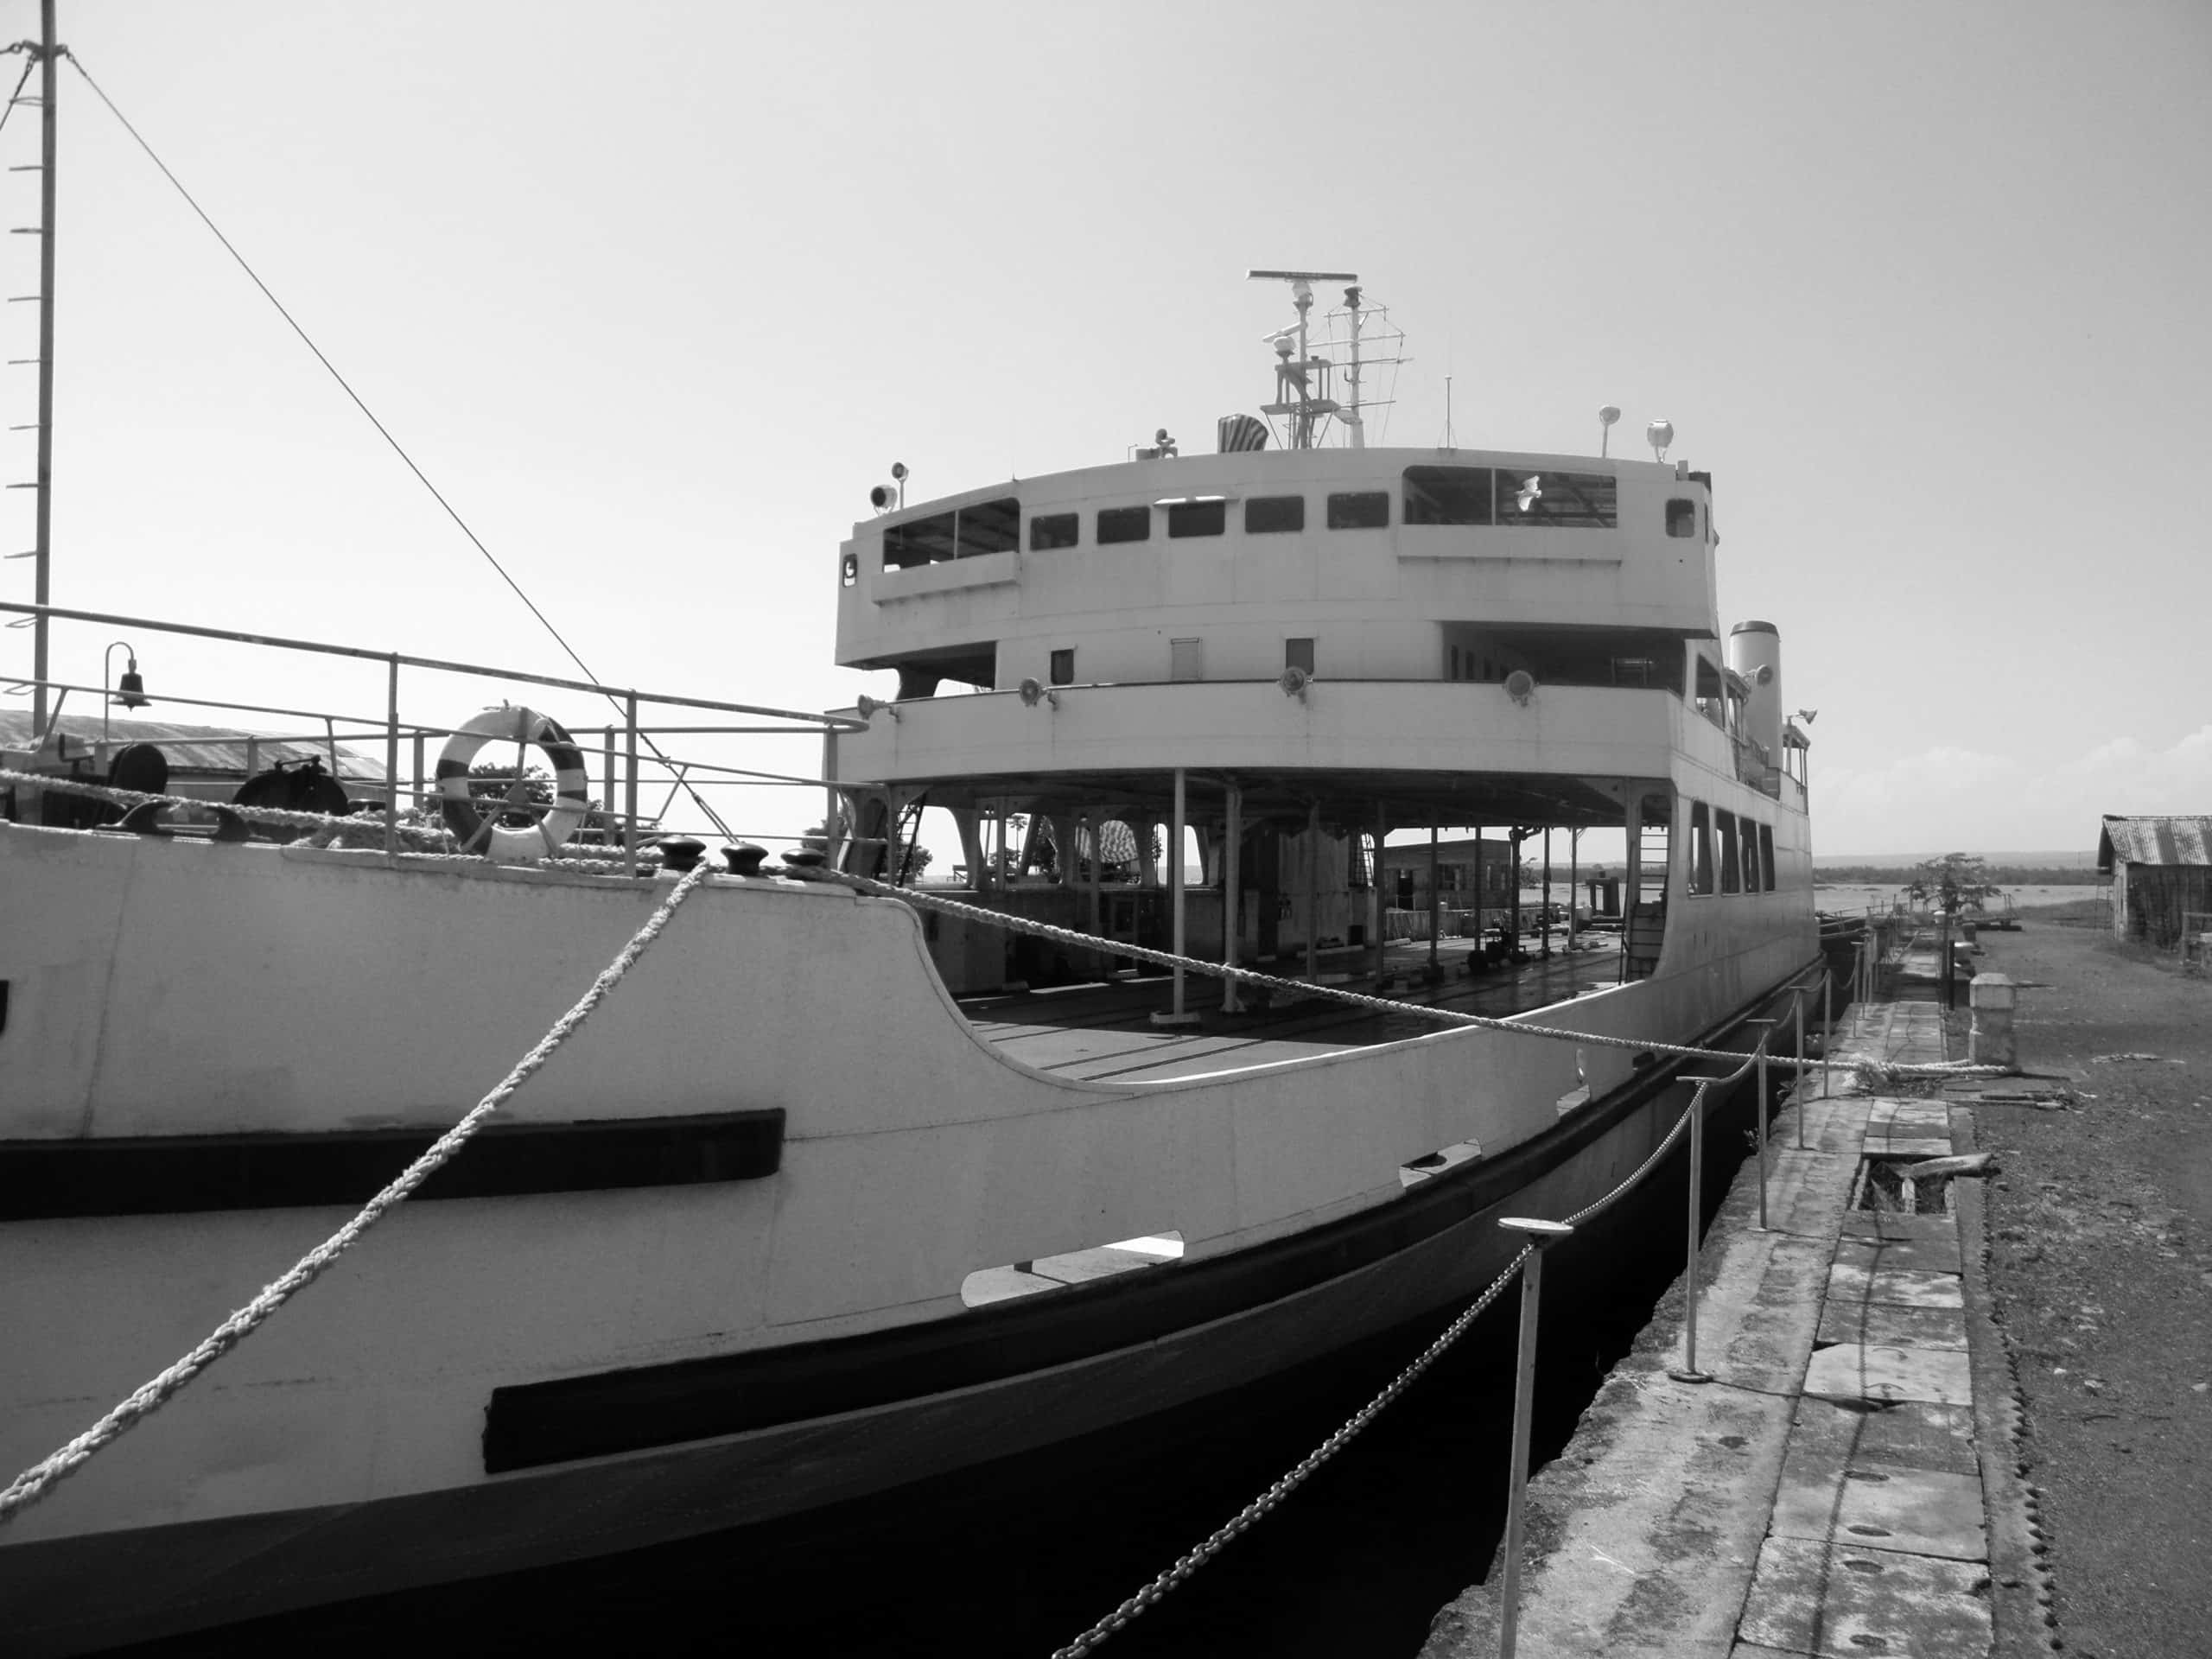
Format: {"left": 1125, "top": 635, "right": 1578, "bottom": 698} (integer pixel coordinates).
{"left": 1421, "top": 988, "right": 2046, "bottom": 1659}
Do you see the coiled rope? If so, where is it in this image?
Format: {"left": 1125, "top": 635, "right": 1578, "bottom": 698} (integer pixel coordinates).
{"left": 0, "top": 854, "right": 720, "bottom": 1526}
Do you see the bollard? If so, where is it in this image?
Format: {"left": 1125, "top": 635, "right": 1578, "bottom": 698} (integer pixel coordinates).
{"left": 1669, "top": 1084, "right": 1715, "bottom": 1384}
{"left": 1496, "top": 1217, "right": 1574, "bottom": 1659}
{"left": 1969, "top": 972, "right": 2017, "bottom": 1068}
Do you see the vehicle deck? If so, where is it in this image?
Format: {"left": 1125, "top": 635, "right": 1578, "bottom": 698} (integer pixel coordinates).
{"left": 960, "top": 934, "right": 1624, "bottom": 1084}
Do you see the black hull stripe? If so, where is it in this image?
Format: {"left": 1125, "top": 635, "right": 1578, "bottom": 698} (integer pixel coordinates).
{"left": 0, "top": 1110, "right": 784, "bottom": 1220}
{"left": 482, "top": 982, "right": 1798, "bottom": 1475}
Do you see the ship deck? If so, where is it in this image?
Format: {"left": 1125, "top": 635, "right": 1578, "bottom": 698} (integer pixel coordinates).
{"left": 961, "top": 932, "right": 1624, "bottom": 1084}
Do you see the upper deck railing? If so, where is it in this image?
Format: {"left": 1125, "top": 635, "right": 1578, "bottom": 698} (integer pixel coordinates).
{"left": 2, "top": 601, "right": 857, "bottom": 869}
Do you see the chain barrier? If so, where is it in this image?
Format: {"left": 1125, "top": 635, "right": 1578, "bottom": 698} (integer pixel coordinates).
{"left": 1050, "top": 1031, "right": 1783, "bottom": 1656}
{"left": 0, "top": 854, "right": 721, "bottom": 1526}
{"left": 1050, "top": 1243, "right": 1533, "bottom": 1659}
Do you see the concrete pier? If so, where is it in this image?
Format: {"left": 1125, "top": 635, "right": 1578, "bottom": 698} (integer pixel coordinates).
{"left": 1422, "top": 995, "right": 2038, "bottom": 1659}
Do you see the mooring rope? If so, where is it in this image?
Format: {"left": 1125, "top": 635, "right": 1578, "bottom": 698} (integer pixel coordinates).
{"left": 800, "top": 866, "right": 2000, "bottom": 1080}
{"left": 0, "top": 855, "right": 720, "bottom": 1526}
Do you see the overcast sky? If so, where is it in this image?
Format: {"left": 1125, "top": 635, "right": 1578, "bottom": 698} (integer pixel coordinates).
{"left": 4, "top": 0, "right": 2204, "bottom": 858}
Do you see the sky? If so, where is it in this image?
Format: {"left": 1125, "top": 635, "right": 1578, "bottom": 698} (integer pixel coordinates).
{"left": 2, "top": 0, "right": 2205, "bottom": 860}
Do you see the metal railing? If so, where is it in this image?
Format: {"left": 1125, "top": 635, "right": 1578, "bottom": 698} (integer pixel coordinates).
{"left": 2, "top": 601, "right": 856, "bottom": 871}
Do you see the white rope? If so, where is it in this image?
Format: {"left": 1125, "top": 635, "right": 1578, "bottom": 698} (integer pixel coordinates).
{"left": 803, "top": 868, "right": 1957, "bottom": 1076}
{"left": 0, "top": 855, "right": 721, "bottom": 1526}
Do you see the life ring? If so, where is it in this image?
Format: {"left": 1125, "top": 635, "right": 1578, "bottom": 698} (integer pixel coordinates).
{"left": 435, "top": 705, "right": 590, "bottom": 861}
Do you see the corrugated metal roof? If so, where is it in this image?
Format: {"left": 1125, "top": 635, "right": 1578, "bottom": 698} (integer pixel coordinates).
{"left": 2098, "top": 816, "right": 2212, "bottom": 870}
{"left": 0, "top": 713, "right": 387, "bottom": 783}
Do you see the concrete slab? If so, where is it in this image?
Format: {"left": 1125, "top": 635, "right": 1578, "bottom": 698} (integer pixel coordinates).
{"left": 1770, "top": 1452, "right": 1988, "bottom": 1560}
{"left": 1839, "top": 1211, "right": 1960, "bottom": 1246}
{"left": 1804, "top": 1344, "right": 1974, "bottom": 1408}
{"left": 1738, "top": 1535, "right": 1993, "bottom": 1659}
{"left": 1755, "top": 1148, "right": 1853, "bottom": 1239}
{"left": 1787, "top": 1396, "right": 1979, "bottom": 1476}
{"left": 1816, "top": 1301, "right": 1969, "bottom": 1352}
{"left": 1859, "top": 1136, "right": 1954, "bottom": 1158}
{"left": 1834, "top": 1231, "right": 1964, "bottom": 1275}
{"left": 1825, "top": 1263, "right": 1965, "bottom": 1310}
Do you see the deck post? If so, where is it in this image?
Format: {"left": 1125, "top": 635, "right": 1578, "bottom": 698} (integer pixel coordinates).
{"left": 1223, "top": 784, "right": 1243, "bottom": 1013}
{"left": 384, "top": 654, "right": 400, "bottom": 858}
{"left": 1541, "top": 827, "right": 1552, "bottom": 958}
{"left": 1150, "top": 769, "right": 1199, "bottom": 1027}
{"left": 1497, "top": 1217, "right": 1575, "bottom": 1659}
{"left": 1794, "top": 989, "right": 1808, "bottom": 1150}
{"left": 1088, "top": 814, "right": 1103, "bottom": 945}
{"left": 1669, "top": 1082, "right": 1715, "bottom": 1383}
{"left": 1371, "top": 801, "right": 1388, "bottom": 985}
{"left": 1306, "top": 798, "right": 1321, "bottom": 980}
{"left": 1427, "top": 818, "right": 1440, "bottom": 976}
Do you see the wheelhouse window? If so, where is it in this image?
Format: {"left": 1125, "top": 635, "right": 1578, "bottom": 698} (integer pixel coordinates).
{"left": 1326, "top": 491, "right": 1389, "bottom": 530}
{"left": 1741, "top": 819, "right": 1761, "bottom": 892}
{"left": 882, "top": 496, "right": 1021, "bottom": 569}
{"left": 1717, "top": 810, "right": 1742, "bottom": 893}
{"left": 1666, "top": 499, "right": 1699, "bottom": 538}
{"left": 1758, "top": 823, "right": 1777, "bottom": 891}
{"left": 1049, "top": 648, "right": 1075, "bottom": 686}
{"left": 1246, "top": 494, "right": 1305, "bottom": 533}
{"left": 1285, "top": 637, "right": 1315, "bottom": 676}
{"left": 1030, "top": 512, "right": 1079, "bottom": 551}
{"left": 1166, "top": 499, "right": 1227, "bottom": 538}
{"left": 1688, "top": 801, "right": 1713, "bottom": 895}
{"left": 1498, "top": 472, "right": 1617, "bottom": 528}
{"left": 1096, "top": 505, "right": 1151, "bottom": 544}
{"left": 1402, "top": 466, "right": 1494, "bottom": 525}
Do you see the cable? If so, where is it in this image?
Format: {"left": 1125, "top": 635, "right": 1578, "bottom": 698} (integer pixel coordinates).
{"left": 64, "top": 54, "right": 734, "bottom": 839}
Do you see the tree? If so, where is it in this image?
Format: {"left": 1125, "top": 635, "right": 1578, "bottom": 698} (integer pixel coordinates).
{"left": 1910, "top": 851, "right": 2000, "bottom": 911}
{"left": 898, "top": 842, "right": 934, "bottom": 883}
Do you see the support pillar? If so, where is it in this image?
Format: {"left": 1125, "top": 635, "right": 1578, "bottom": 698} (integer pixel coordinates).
{"left": 1370, "top": 800, "right": 1388, "bottom": 986}
{"left": 1427, "top": 818, "right": 1440, "bottom": 976}
{"left": 1152, "top": 768, "right": 1199, "bottom": 1027}
{"left": 1306, "top": 799, "right": 1321, "bottom": 980}
{"left": 1222, "top": 782, "right": 1243, "bottom": 1013}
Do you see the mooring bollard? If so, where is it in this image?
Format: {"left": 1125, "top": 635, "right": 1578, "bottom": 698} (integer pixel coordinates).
{"left": 1496, "top": 1217, "right": 1574, "bottom": 1659}
{"left": 1669, "top": 1083, "right": 1715, "bottom": 1384}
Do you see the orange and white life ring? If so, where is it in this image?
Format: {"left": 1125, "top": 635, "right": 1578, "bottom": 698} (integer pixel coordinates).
{"left": 435, "top": 704, "right": 590, "bottom": 861}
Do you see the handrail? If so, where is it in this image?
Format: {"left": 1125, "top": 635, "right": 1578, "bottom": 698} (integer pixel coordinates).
{"left": 0, "top": 601, "right": 862, "bottom": 732}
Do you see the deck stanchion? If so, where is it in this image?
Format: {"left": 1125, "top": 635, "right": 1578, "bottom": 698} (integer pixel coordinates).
{"left": 1496, "top": 1217, "right": 1574, "bottom": 1659}
{"left": 1668, "top": 1081, "right": 1716, "bottom": 1383}
{"left": 384, "top": 654, "right": 401, "bottom": 858}
{"left": 1793, "top": 989, "right": 1808, "bottom": 1150}
{"left": 1822, "top": 970, "right": 1834, "bottom": 1100}
{"left": 1222, "top": 784, "right": 1243, "bottom": 1014}
{"left": 623, "top": 690, "right": 639, "bottom": 879}
{"left": 1745, "top": 1019, "right": 1781, "bottom": 1231}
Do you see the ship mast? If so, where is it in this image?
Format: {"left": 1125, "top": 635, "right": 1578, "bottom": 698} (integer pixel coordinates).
{"left": 17, "top": 1, "right": 59, "bottom": 737}
{"left": 1249, "top": 268, "right": 1355, "bottom": 451}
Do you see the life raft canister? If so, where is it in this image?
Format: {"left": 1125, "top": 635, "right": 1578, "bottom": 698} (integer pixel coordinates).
{"left": 435, "top": 704, "right": 590, "bottom": 861}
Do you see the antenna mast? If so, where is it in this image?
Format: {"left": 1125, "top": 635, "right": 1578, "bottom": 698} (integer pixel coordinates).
{"left": 1248, "top": 269, "right": 1355, "bottom": 451}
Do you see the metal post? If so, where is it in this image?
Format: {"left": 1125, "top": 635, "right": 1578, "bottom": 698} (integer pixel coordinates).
{"left": 1669, "top": 1083, "right": 1714, "bottom": 1383}
{"left": 1362, "top": 800, "right": 1380, "bottom": 986}
{"left": 601, "top": 727, "right": 615, "bottom": 849}
{"left": 1541, "top": 827, "right": 1552, "bottom": 959}
{"left": 1428, "top": 818, "right": 1440, "bottom": 976}
{"left": 1306, "top": 798, "right": 1320, "bottom": 981}
{"left": 623, "top": 690, "right": 639, "bottom": 878}
{"left": 1745, "top": 1018, "right": 1781, "bottom": 1232}
{"left": 1496, "top": 1216, "right": 1574, "bottom": 1659}
{"left": 411, "top": 730, "right": 426, "bottom": 823}
{"left": 1822, "top": 971, "right": 1834, "bottom": 1099}
{"left": 1222, "top": 783, "right": 1242, "bottom": 1013}
{"left": 1793, "top": 990, "right": 1808, "bottom": 1150}
{"left": 384, "top": 654, "right": 400, "bottom": 857}
{"left": 27, "top": 0, "right": 57, "bottom": 741}
{"left": 1171, "top": 767, "right": 1185, "bottom": 1016}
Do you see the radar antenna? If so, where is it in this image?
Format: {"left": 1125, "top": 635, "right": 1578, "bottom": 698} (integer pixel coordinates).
{"left": 1245, "top": 270, "right": 1406, "bottom": 450}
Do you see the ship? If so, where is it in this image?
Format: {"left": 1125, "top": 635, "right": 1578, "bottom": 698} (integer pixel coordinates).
{"left": 0, "top": 260, "right": 1821, "bottom": 1656}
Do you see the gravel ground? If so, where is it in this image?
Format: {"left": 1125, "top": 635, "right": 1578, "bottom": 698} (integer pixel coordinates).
{"left": 1969, "top": 903, "right": 2212, "bottom": 1659}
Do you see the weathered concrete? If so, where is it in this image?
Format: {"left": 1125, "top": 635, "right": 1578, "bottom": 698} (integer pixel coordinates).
{"left": 1420, "top": 996, "right": 2012, "bottom": 1659}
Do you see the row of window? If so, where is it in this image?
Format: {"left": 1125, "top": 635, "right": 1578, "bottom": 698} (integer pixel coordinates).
{"left": 1685, "top": 801, "right": 1777, "bottom": 896}
{"left": 877, "top": 467, "right": 1696, "bottom": 570}
{"left": 1046, "top": 636, "right": 1314, "bottom": 686}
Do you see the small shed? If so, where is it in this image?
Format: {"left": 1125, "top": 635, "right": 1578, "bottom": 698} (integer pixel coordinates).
{"left": 2096, "top": 816, "right": 2212, "bottom": 946}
